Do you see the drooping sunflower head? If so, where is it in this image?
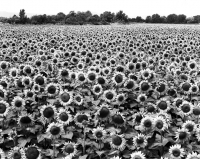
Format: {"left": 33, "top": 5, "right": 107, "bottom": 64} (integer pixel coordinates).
{"left": 96, "top": 104, "right": 111, "bottom": 121}
{"left": 25, "top": 146, "right": 40, "bottom": 159}
{"left": 110, "top": 133, "right": 126, "bottom": 151}
{"left": 111, "top": 112, "right": 126, "bottom": 127}
{"left": 18, "top": 113, "right": 34, "bottom": 128}
{"left": 74, "top": 112, "right": 90, "bottom": 128}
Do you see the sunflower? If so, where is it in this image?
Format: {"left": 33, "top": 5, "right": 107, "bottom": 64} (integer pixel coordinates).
{"left": 182, "top": 121, "right": 196, "bottom": 134}
{"left": 92, "top": 127, "right": 106, "bottom": 140}
{"left": 137, "top": 94, "right": 147, "bottom": 104}
{"left": 62, "top": 142, "right": 77, "bottom": 157}
{"left": 76, "top": 72, "right": 87, "bottom": 84}
{"left": 139, "top": 80, "right": 151, "bottom": 93}
{"left": 187, "top": 60, "right": 197, "bottom": 70}
{"left": 169, "top": 144, "right": 185, "bottom": 159}
{"left": 140, "top": 116, "right": 154, "bottom": 132}
{"left": 124, "top": 79, "right": 136, "bottom": 91}
{"left": 34, "top": 59, "right": 42, "bottom": 68}
{"left": 111, "top": 112, "right": 126, "bottom": 127}
{"left": 178, "top": 101, "right": 193, "bottom": 116}
{"left": 189, "top": 84, "right": 199, "bottom": 95}
{"left": 45, "top": 83, "right": 59, "bottom": 97}
{"left": 154, "top": 116, "right": 168, "bottom": 132}
{"left": 97, "top": 76, "right": 107, "bottom": 85}
{"left": 22, "top": 76, "right": 33, "bottom": 88}
{"left": 9, "top": 67, "right": 18, "bottom": 78}
{"left": 195, "top": 128, "right": 200, "bottom": 141}
{"left": 23, "top": 64, "right": 34, "bottom": 76}
{"left": 46, "top": 122, "right": 63, "bottom": 138}
{"left": 18, "top": 113, "right": 34, "bottom": 128}
{"left": 133, "top": 134, "right": 147, "bottom": 148}
{"left": 175, "top": 128, "right": 190, "bottom": 143}
{"left": 110, "top": 133, "right": 126, "bottom": 151}
{"left": 0, "top": 148, "right": 5, "bottom": 159}
{"left": 186, "top": 152, "right": 200, "bottom": 159}
{"left": 25, "top": 146, "right": 41, "bottom": 159}
{"left": 156, "top": 98, "right": 170, "bottom": 112}
{"left": 110, "top": 156, "right": 121, "bottom": 159}
{"left": 40, "top": 105, "right": 57, "bottom": 122}
{"left": 96, "top": 104, "right": 111, "bottom": 121}
{"left": 0, "top": 61, "right": 9, "bottom": 71}
{"left": 132, "top": 112, "right": 144, "bottom": 125}
{"left": 93, "top": 84, "right": 103, "bottom": 96}
{"left": 8, "top": 147, "right": 26, "bottom": 159}
{"left": 130, "top": 151, "right": 146, "bottom": 159}
{"left": 192, "top": 104, "right": 200, "bottom": 117}
{"left": 69, "top": 71, "right": 77, "bottom": 81}
{"left": 74, "top": 112, "right": 90, "bottom": 128}
{"left": 33, "top": 74, "right": 46, "bottom": 86}
{"left": 77, "top": 62, "right": 85, "bottom": 71}
{"left": 87, "top": 71, "right": 97, "bottom": 83}
{"left": 126, "top": 62, "right": 135, "bottom": 72}
{"left": 0, "top": 86, "right": 7, "bottom": 99}
{"left": 11, "top": 96, "right": 25, "bottom": 111}
{"left": 103, "top": 89, "right": 117, "bottom": 103}
{"left": 0, "top": 100, "right": 9, "bottom": 117}
{"left": 59, "top": 90, "right": 73, "bottom": 106}
{"left": 112, "top": 72, "right": 126, "bottom": 86}
{"left": 140, "top": 68, "right": 152, "bottom": 80}
{"left": 32, "top": 84, "right": 41, "bottom": 93}
{"left": 115, "top": 93, "right": 126, "bottom": 105}
{"left": 59, "top": 68, "right": 70, "bottom": 79}
{"left": 102, "top": 67, "right": 111, "bottom": 76}
{"left": 180, "top": 81, "right": 192, "bottom": 94}
{"left": 57, "top": 108, "right": 73, "bottom": 125}
{"left": 155, "top": 81, "right": 168, "bottom": 95}
{"left": 73, "top": 94, "right": 83, "bottom": 106}
{"left": 173, "top": 97, "right": 184, "bottom": 108}
{"left": 14, "top": 78, "right": 25, "bottom": 90}
{"left": 0, "top": 77, "right": 9, "bottom": 89}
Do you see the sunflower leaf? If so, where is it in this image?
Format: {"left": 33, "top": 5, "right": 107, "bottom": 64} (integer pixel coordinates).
{"left": 62, "top": 132, "right": 73, "bottom": 139}
{"left": 79, "top": 155, "right": 88, "bottom": 159}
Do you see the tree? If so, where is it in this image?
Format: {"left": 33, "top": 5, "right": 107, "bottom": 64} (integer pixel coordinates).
{"left": 145, "top": 16, "right": 152, "bottom": 23}
{"left": 151, "top": 14, "right": 161, "bottom": 23}
{"left": 136, "top": 16, "right": 143, "bottom": 22}
{"left": 56, "top": 12, "right": 65, "bottom": 23}
{"left": 115, "top": 10, "right": 128, "bottom": 23}
{"left": 88, "top": 14, "right": 101, "bottom": 24}
{"left": 100, "top": 11, "right": 115, "bottom": 23}
{"left": 177, "top": 14, "right": 186, "bottom": 23}
{"left": 166, "top": 14, "right": 178, "bottom": 23}
{"left": 19, "top": 9, "right": 27, "bottom": 24}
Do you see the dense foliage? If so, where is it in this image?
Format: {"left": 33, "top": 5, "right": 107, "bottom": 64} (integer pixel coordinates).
{"left": 0, "top": 24, "right": 200, "bottom": 159}
{"left": 1, "top": 9, "right": 200, "bottom": 25}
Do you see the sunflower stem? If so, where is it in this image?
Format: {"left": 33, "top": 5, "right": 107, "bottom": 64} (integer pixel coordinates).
{"left": 83, "top": 126, "right": 86, "bottom": 155}
{"left": 160, "top": 131, "right": 164, "bottom": 156}
{"left": 53, "top": 139, "right": 55, "bottom": 159}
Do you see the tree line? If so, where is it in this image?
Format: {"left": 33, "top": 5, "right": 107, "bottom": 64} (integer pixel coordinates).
{"left": 1, "top": 9, "right": 200, "bottom": 25}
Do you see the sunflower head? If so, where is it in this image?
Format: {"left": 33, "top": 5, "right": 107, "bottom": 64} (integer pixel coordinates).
{"left": 62, "top": 142, "right": 77, "bottom": 157}
{"left": 25, "top": 146, "right": 40, "bottom": 159}
{"left": 46, "top": 122, "right": 63, "bottom": 138}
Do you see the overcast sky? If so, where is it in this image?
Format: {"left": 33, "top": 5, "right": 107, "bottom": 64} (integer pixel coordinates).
{"left": 0, "top": 0, "right": 200, "bottom": 18}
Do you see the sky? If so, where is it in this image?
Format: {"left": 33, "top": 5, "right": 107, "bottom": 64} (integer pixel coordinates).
{"left": 0, "top": 0, "right": 200, "bottom": 18}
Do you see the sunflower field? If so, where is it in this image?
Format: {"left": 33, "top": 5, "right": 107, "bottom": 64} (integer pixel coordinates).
{"left": 0, "top": 24, "right": 200, "bottom": 159}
